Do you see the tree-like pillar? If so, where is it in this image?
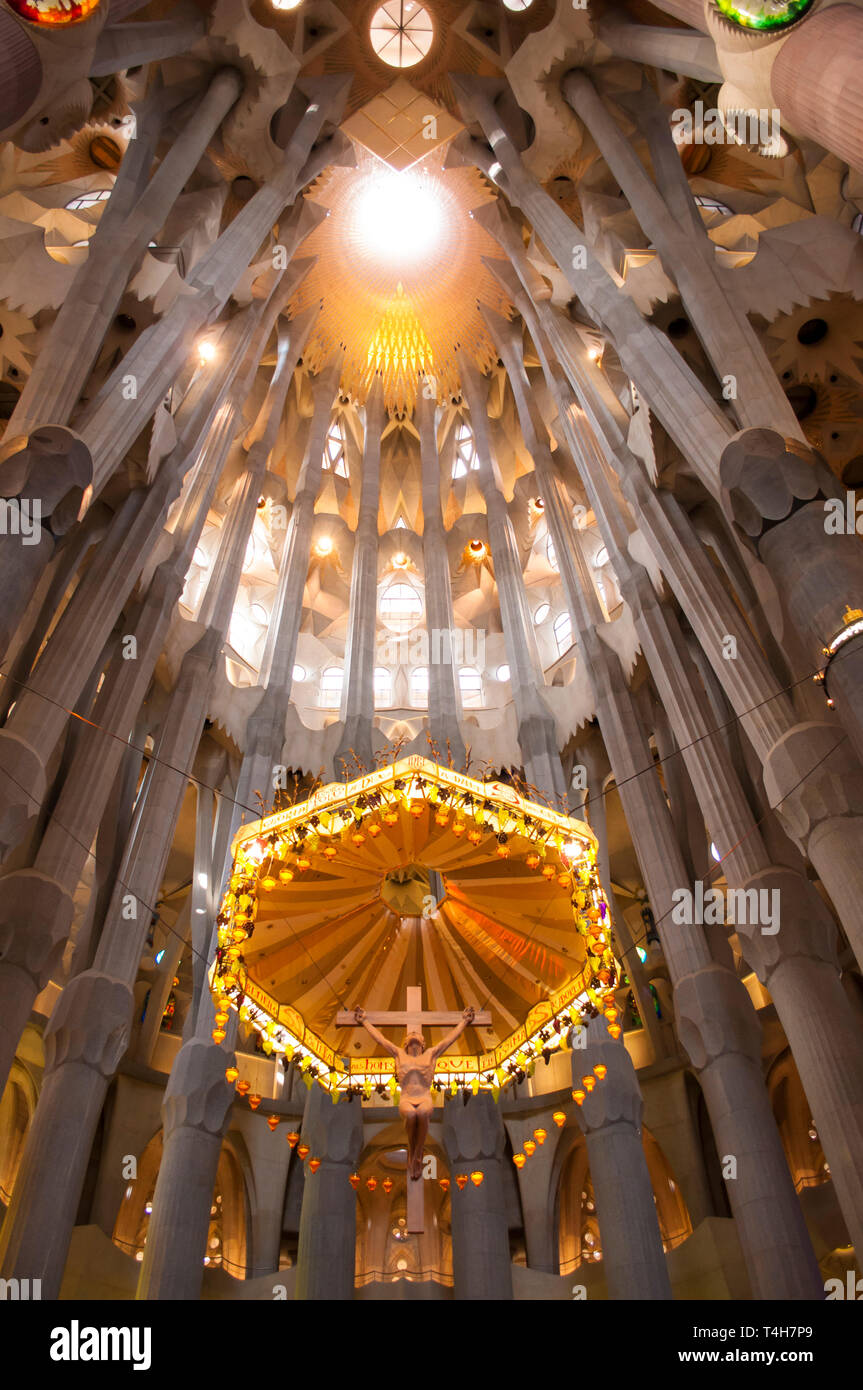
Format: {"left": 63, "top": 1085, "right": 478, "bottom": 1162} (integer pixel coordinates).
{"left": 483, "top": 210, "right": 863, "bottom": 977}
{"left": 561, "top": 71, "right": 802, "bottom": 439}
{"left": 720, "top": 428, "right": 863, "bottom": 768}
{"left": 771, "top": 5, "right": 863, "bottom": 174}
{"left": 136, "top": 1039, "right": 235, "bottom": 1300}
{"left": 416, "top": 384, "right": 466, "bottom": 767}
{"left": 336, "top": 378, "right": 385, "bottom": 772}
{"left": 458, "top": 352, "right": 565, "bottom": 802}
{"left": 442, "top": 1093, "right": 513, "bottom": 1300}
{"left": 575, "top": 1018, "right": 672, "bottom": 1299}
{"left": 6, "top": 67, "right": 244, "bottom": 438}
{"left": 448, "top": 74, "right": 732, "bottom": 496}
{"left": 295, "top": 1086, "right": 364, "bottom": 1300}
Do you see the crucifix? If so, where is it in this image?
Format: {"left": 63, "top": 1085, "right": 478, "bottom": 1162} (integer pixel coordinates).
{"left": 336, "top": 986, "right": 491, "bottom": 1232}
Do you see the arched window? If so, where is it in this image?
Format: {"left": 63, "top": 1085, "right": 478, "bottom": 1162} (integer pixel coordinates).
{"left": 459, "top": 666, "right": 483, "bottom": 709}
{"left": 323, "top": 419, "right": 349, "bottom": 478}
{"left": 65, "top": 188, "right": 112, "bottom": 212}
{"left": 374, "top": 667, "right": 393, "bottom": 708}
{"left": 452, "top": 420, "right": 479, "bottom": 478}
{"left": 409, "top": 666, "right": 429, "bottom": 708}
{"left": 554, "top": 612, "right": 572, "bottom": 656}
{"left": 546, "top": 534, "right": 558, "bottom": 570}
{"left": 534, "top": 602, "right": 550, "bottom": 625}
{"left": 379, "top": 581, "right": 422, "bottom": 633}
{"left": 320, "top": 666, "right": 344, "bottom": 708}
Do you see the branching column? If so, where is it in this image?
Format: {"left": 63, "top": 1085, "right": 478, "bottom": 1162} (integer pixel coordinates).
{"left": 485, "top": 306, "right": 822, "bottom": 1299}
{"left": 575, "top": 1018, "right": 672, "bottom": 1299}
{"left": 295, "top": 1086, "right": 364, "bottom": 1300}
{"left": 488, "top": 210, "right": 863, "bottom": 975}
{"left": 448, "top": 74, "right": 732, "bottom": 495}
{"left": 417, "top": 385, "right": 466, "bottom": 767}
{"left": 0, "top": 367, "right": 277, "bottom": 1294}
{"left": 442, "top": 1093, "right": 513, "bottom": 1300}
{"left": 336, "top": 378, "right": 385, "bottom": 772}
{"left": 458, "top": 352, "right": 565, "bottom": 802}
{"left": 561, "top": 72, "right": 802, "bottom": 439}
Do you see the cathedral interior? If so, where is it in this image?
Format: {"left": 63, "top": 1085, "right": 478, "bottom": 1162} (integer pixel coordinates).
{"left": 1, "top": 0, "right": 863, "bottom": 1308}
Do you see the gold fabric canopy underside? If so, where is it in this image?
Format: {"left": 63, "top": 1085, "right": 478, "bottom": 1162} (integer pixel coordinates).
{"left": 212, "top": 759, "right": 616, "bottom": 1090}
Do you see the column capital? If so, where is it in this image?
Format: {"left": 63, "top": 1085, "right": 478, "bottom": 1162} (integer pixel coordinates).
{"left": 0, "top": 868, "right": 74, "bottom": 991}
{"left": 42, "top": 969, "right": 133, "bottom": 1077}
{"left": 673, "top": 963, "right": 762, "bottom": 1072}
{"left": 573, "top": 1018, "right": 643, "bottom": 1135}
{"left": 442, "top": 1092, "right": 506, "bottom": 1164}
{"left": 162, "top": 1037, "right": 236, "bottom": 1141}
{"left": 300, "top": 1083, "right": 364, "bottom": 1168}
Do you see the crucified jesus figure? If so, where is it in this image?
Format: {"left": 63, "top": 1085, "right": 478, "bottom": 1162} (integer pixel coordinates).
{"left": 353, "top": 1005, "right": 475, "bottom": 1180}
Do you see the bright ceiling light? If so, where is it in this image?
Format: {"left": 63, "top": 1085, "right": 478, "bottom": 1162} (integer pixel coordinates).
{"left": 502, "top": 0, "right": 535, "bottom": 9}
{"left": 270, "top": 0, "right": 302, "bottom": 9}
{"left": 198, "top": 339, "right": 217, "bottom": 364}
{"left": 315, "top": 536, "right": 333, "bottom": 557}
{"left": 350, "top": 168, "right": 444, "bottom": 270}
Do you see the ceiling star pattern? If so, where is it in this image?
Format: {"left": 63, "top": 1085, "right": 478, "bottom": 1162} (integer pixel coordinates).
{"left": 290, "top": 143, "right": 513, "bottom": 412}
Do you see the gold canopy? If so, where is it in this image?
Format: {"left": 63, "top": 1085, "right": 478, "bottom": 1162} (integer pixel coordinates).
{"left": 211, "top": 757, "right": 617, "bottom": 1094}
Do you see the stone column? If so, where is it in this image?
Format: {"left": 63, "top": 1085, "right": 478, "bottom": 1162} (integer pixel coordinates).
{"left": 6, "top": 67, "right": 243, "bottom": 438}
{"left": 295, "top": 1086, "right": 364, "bottom": 1300}
{"left": 0, "top": 399, "right": 236, "bottom": 1094}
{"left": 508, "top": 271, "right": 863, "bottom": 1257}
{"left": 0, "top": 367, "right": 280, "bottom": 1289}
{"left": 505, "top": 1107, "right": 559, "bottom": 1273}
{"left": 720, "top": 428, "right": 863, "bottom": 768}
{"left": 442, "top": 1093, "right": 513, "bottom": 1300}
{"left": 136, "top": 1039, "right": 235, "bottom": 1301}
{"left": 575, "top": 1018, "right": 672, "bottom": 1299}
{"left": 0, "top": 970, "right": 131, "bottom": 1294}
{"left": 483, "top": 307, "right": 823, "bottom": 1297}
{"left": 448, "top": 74, "right": 732, "bottom": 497}
{"left": 458, "top": 352, "right": 566, "bottom": 802}
{"left": 596, "top": 13, "right": 721, "bottom": 82}
{"left": 416, "top": 384, "right": 466, "bottom": 767}
{"left": 132, "top": 359, "right": 335, "bottom": 1300}
{"left": 561, "top": 71, "right": 802, "bottom": 439}
{"left": 0, "top": 293, "right": 270, "bottom": 856}
{"left": 483, "top": 209, "right": 863, "bottom": 976}
{"left": 336, "top": 378, "right": 385, "bottom": 772}
{"left": 770, "top": 6, "right": 863, "bottom": 174}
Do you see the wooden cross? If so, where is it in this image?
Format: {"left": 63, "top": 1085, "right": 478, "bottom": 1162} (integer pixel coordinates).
{"left": 336, "top": 987, "right": 491, "bottom": 1232}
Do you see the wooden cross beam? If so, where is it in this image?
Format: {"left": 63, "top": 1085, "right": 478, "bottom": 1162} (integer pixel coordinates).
{"left": 335, "top": 987, "right": 491, "bottom": 1031}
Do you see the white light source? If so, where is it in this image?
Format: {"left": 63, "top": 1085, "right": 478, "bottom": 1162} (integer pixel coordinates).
{"left": 292, "top": 664, "right": 307, "bottom": 683}
{"left": 350, "top": 168, "right": 444, "bottom": 269}
{"left": 197, "top": 872, "right": 208, "bottom": 888}
{"left": 496, "top": 664, "right": 511, "bottom": 682}
{"left": 502, "top": 0, "right": 535, "bottom": 9}
{"left": 270, "top": 0, "right": 302, "bottom": 9}
{"left": 198, "top": 338, "right": 217, "bottom": 364}
{"left": 314, "top": 536, "right": 333, "bottom": 557}
{"left": 710, "top": 842, "right": 721, "bottom": 863}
